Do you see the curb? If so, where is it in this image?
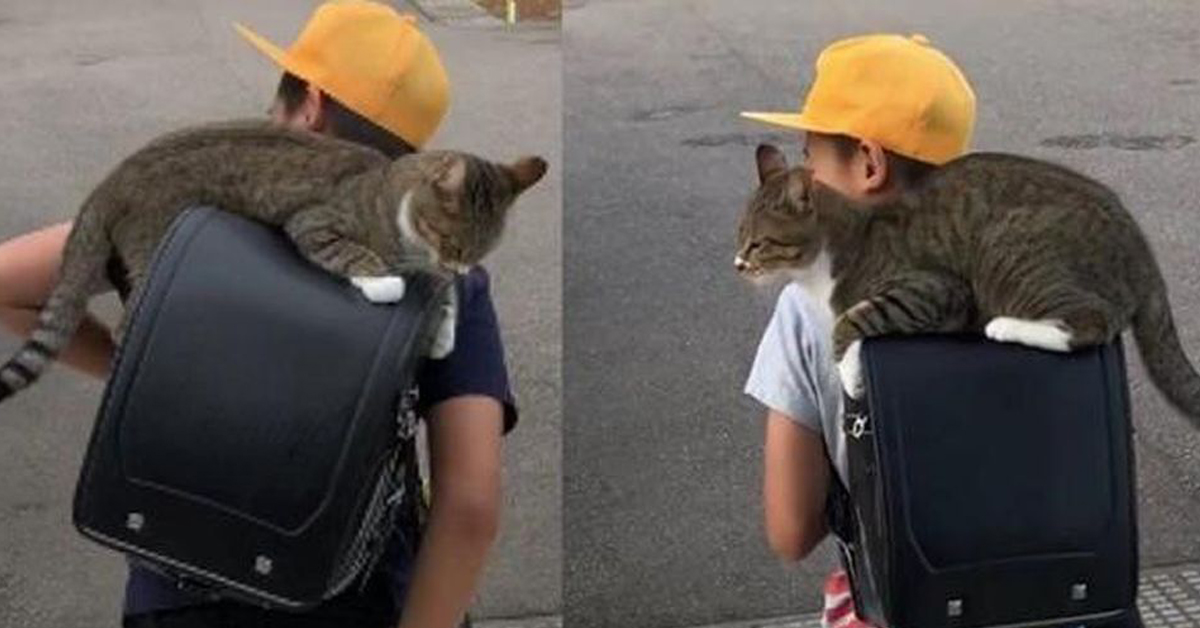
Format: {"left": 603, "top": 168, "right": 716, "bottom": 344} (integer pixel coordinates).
{"left": 477, "top": 615, "right": 563, "bottom": 628}
{"left": 401, "top": 0, "right": 498, "bottom": 24}
{"left": 688, "top": 614, "right": 819, "bottom": 628}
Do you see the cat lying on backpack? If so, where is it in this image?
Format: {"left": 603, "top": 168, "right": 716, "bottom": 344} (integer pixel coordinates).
{"left": 0, "top": 119, "right": 546, "bottom": 403}
{"left": 735, "top": 143, "right": 1200, "bottom": 426}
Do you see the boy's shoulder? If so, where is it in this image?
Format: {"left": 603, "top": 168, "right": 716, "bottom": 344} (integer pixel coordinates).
{"left": 774, "top": 283, "right": 834, "bottom": 339}
{"left": 458, "top": 265, "right": 493, "bottom": 302}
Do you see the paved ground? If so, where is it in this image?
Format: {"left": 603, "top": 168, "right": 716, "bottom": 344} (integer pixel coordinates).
{"left": 690, "top": 562, "right": 1200, "bottom": 628}
{"left": 564, "top": 1, "right": 1200, "bottom": 627}
{"left": 0, "top": 1, "right": 559, "bottom": 625}
{"left": 480, "top": 615, "right": 563, "bottom": 628}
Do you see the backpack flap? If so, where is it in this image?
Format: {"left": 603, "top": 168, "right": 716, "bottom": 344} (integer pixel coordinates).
{"left": 843, "top": 334, "right": 1137, "bottom": 628}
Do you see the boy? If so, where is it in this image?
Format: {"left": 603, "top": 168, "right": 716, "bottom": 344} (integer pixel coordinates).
{"left": 740, "top": 33, "right": 975, "bottom": 626}
{"left": 0, "top": 2, "right": 516, "bottom": 627}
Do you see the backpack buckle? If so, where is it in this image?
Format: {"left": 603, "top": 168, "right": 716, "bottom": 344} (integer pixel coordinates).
{"left": 847, "top": 412, "right": 871, "bottom": 439}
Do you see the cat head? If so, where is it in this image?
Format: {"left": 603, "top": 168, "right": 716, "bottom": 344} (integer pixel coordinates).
{"left": 395, "top": 151, "right": 547, "bottom": 272}
{"left": 735, "top": 144, "right": 824, "bottom": 283}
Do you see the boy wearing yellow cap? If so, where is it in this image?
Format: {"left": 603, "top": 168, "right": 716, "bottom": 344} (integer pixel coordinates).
{"left": 740, "top": 34, "right": 975, "bottom": 625}
{"left": 0, "top": 3, "right": 513, "bottom": 628}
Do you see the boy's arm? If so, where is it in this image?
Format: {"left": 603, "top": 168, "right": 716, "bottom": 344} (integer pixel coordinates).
{"left": 0, "top": 221, "right": 116, "bottom": 378}
{"left": 763, "top": 409, "right": 830, "bottom": 561}
{"left": 745, "top": 285, "right": 841, "bottom": 562}
{"left": 397, "top": 395, "right": 504, "bottom": 628}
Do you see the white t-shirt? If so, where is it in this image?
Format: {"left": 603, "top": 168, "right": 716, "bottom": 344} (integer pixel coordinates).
{"left": 743, "top": 283, "right": 848, "bottom": 484}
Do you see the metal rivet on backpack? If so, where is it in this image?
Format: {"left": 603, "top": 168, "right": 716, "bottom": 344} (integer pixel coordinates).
{"left": 126, "top": 512, "right": 144, "bottom": 532}
{"left": 1071, "top": 582, "right": 1088, "bottom": 601}
{"left": 254, "top": 555, "right": 273, "bottom": 575}
{"left": 947, "top": 598, "right": 964, "bottom": 617}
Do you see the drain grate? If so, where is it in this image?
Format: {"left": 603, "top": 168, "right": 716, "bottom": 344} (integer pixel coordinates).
{"left": 1140, "top": 567, "right": 1200, "bottom": 627}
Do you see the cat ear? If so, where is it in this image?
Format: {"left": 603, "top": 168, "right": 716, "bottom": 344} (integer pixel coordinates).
{"left": 436, "top": 157, "right": 468, "bottom": 194}
{"left": 509, "top": 156, "right": 548, "bottom": 193}
{"left": 756, "top": 144, "right": 788, "bottom": 184}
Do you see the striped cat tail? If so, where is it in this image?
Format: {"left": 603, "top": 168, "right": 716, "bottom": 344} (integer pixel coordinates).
{"left": 1132, "top": 277, "right": 1200, "bottom": 424}
{"left": 0, "top": 206, "right": 112, "bottom": 403}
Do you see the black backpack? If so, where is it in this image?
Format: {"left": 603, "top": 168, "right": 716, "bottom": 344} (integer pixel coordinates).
{"left": 73, "top": 207, "right": 450, "bottom": 609}
{"left": 826, "top": 334, "right": 1139, "bottom": 628}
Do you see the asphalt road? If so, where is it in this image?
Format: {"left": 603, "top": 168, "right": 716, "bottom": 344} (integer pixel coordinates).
{"left": 0, "top": 1, "right": 560, "bottom": 625}
{"left": 564, "top": 1, "right": 1200, "bottom": 627}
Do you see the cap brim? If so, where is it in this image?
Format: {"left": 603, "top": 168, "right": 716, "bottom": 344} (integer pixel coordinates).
{"left": 233, "top": 23, "right": 294, "bottom": 75}
{"left": 740, "top": 111, "right": 844, "bottom": 135}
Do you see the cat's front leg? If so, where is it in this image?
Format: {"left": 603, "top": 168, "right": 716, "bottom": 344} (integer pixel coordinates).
{"left": 832, "top": 272, "right": 974, "bottom": 398}
{"left": 838, "top": 338, "right": 865, "bottom": 400}
{"left": 284, "top": 211, "right": 406, "bottom": 303}
{"left": 351, "top": 276, "right": 407, "bottom": 303}
{"left": 833, "top": 305, "right": 870, "bottom": 399}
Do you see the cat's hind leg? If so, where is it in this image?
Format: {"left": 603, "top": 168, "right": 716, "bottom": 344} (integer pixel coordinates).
{"left": 110, "top": 245, "right": 155, "bottom": 345}
{"left": 985, "top": 291, "right": 1121, "bottom": 352}
{"left": 983, "top": 317, "right": 1074, "bottom": 351}
{"left": 1057, "top": 300, "right": 1124, "bottom": 348}
{"left": 112, "top": 273, "right": 147, "bottom": 346}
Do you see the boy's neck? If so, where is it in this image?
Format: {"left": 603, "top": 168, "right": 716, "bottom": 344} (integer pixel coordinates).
{"left": 814, "top": 180, "right": 917, "bottom": 275}
{"left": 812, "top": 183, "right": 869, "bottom": 268}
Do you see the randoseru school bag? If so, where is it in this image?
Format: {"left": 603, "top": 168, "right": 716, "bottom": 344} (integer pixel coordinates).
{"left": 73, "top": 206, "right": 450, "bottom": 609}
{"left": 826, "top": 334, "right": 1138, "bottom": 628}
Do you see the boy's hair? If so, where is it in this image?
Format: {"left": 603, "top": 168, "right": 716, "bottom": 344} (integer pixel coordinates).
{"left": 826, "top": 133, "right": 938, "bottom": 189}
{"left": 275, "top": 72, "right": 416, "bottom": 159}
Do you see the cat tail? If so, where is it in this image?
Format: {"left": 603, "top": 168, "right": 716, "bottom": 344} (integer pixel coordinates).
{"left": 1132, "top": 277, "right": 1200, "bottom": 424}
{"left": 0, "top": 205, "right": 112, "bottom": 404}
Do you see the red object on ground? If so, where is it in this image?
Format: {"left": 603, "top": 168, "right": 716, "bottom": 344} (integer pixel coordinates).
{"left": 822, "top": 570, "right": 877, "bottom": 628}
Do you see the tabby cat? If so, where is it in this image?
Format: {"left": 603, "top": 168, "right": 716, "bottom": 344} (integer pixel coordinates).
{"left": 0, "top": 119, "right": 546, "bottom": 403}
{"left": 735, "top": 143, "right": 1200, "bottom": 426}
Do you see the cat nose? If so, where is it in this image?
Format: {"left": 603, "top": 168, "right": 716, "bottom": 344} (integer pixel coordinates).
{"left": 734, "top": 255, "right": 749, "bottom": 271}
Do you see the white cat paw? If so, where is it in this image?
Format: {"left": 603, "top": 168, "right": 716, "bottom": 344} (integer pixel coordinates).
{"left": 837, "top": 339, "right": 865, "bottom": 399}
{"left": 984, "top": 316, "right": 1073, "bottom": 352}
{"left": 429, "top": 309, "right": 457, "bottom": 359}
{"left": 351, "top": 276, "right": 406, "bottom": 303}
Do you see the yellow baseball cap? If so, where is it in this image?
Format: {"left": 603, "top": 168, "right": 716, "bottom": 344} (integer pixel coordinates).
{"left": 235, "top": 0, "right": 449, "bottom": 148}
{"left": 741, "top": 33, "right": 976, "bottom": 165}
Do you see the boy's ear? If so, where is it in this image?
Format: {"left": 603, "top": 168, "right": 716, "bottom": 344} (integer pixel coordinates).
{"left": 756, "top": 144, "right": 788, "bottom": 184}
{"left": 859, "top": 139, "right": 890, "bottom": 193}
{"left": 302, "top": 84, "right": 327, "bottom": 131}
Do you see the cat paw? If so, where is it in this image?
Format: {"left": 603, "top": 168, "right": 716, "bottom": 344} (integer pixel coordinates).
{"left": 984, "top": 317, "right": 1073, "bottom": 352}
{"left": 429, "top": 310, "right": 457, "bottom": 359}
{"left": 351, "top": 276, "right": 406, "bottom": 303}
{"left": 837, "top": 340, "right": 865, "bottom": 399}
